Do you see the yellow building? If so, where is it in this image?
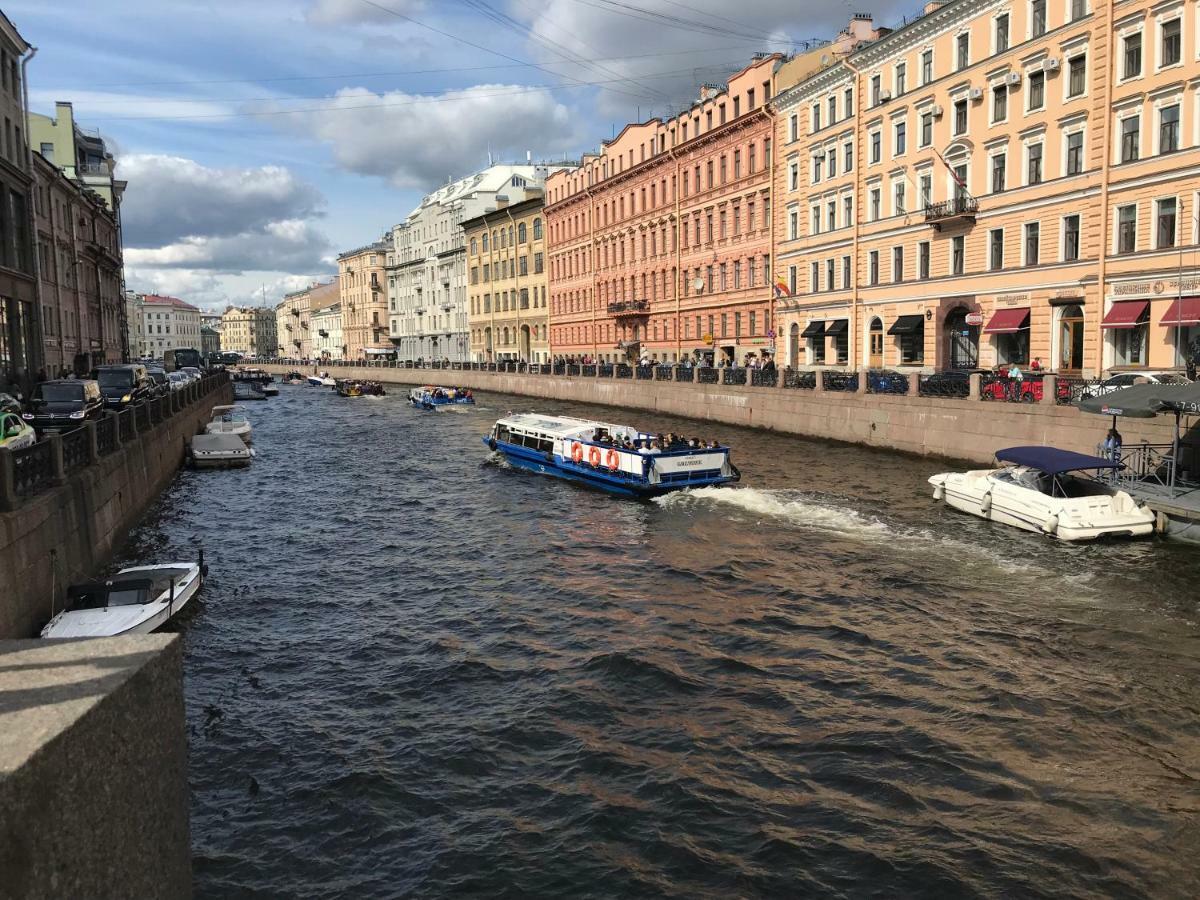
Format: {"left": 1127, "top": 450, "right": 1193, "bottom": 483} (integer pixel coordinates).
{"left": 220, "top": 306, "right": 276, "bottom": 358}
{"left": 773, "top": 0, "right": 1200, "bottom": 378}
{"left": 274, "top": 281, "right": 337, "bottom": 360}
{"left": 338, "top": 239, "right": 390, "bottom": 360}
{"left": 464, "top": 195, "right": 551, "bottom": 362}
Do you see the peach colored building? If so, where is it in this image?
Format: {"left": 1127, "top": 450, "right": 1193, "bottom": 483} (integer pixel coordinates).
{"left": 774, "top": 0, "right": 1200, "bottom": 378}
{"left": 339, "top": 239, "right": 390, "bottom": 359}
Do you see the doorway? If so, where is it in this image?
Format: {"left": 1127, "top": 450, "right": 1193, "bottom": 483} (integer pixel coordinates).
{"left": 945, "top": 306, "right": 979, "bottom": 369}
{"left": 519, "top": 324, "right": 531, "bottom": 361}
{"left": 868, "top": 317, "right": 883, "bottom": 368}
{"left": 1058, "top": 304, "right": 1084, "bottom": 373}
{"left": 789, "top": 322, "right": 800, "bottom": 368}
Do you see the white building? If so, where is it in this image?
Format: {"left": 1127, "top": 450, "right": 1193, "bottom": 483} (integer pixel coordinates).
{"left": 311, "top": 302, "right": 344, "bottom": 359}
{"left": 386, "top": 164, "right": 570, "bottom": 362}
{"left": 130, "top": 293, "right": 202, "bottom": 359}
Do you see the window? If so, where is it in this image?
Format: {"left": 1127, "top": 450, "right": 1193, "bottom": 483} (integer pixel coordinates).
{"left": 789, "top": 114, "right": 798, "bottom": 141}
{"left": 995, "top": 13, "right": 1010, "bottom": 51}
{"left": 813, "top": 155, "right": 823, "bottom": 183}
{"left": 1024, "top": 222, "right": 1040, "bottom": 265}
{"left": 1071, "top": 0, "right": 1086, "bottom": 20}
{"left": 1063, "top": 214, "right": 1081, "bottom": 260}
{"left": 1112, "top": 306, "right": 1149, "bottom": 366}
{"left": 845, "top": 88, "right": 854, "bottom": 118}
{"left": 789, "top": 161, "right": 799, "bottom": 191}
{"left": 811, "top": 207, "right": 821, "bottom": 234}
{"left": 869, "top": 250, "right": 879, "bottom": 285}
{"left": 1160, "top": 104, "right": 1180, "bottom": 153}
{"left": 918, "top": 241, "right": 930, "bottom": 279}
{"left": 1027, "top": 142, "right": 1043, "bottom": 184}
{"left": 826, "top": 259, "right": 835, "bottom": 291}
{"left": 992, "top": 84, "right": 1008, "bottom": 122}
{"left": 921, "top": 49, "right": 933, "bottom": 84}
{"left": 1121, "top": 115, "right": 1140, "bottom": 162}
{"left": 828, "top": 96, "right": 837, "bottom": 125}
{"left": 534, "top": 252, "right": 544, "bottom": 274}
{"left": 956, "top": 33, "right": 970, "bottom": 70}
{"left": 951, "top": 236, "right": 965, "bottom": 274}
{"left": 1065, "top": 131, "right": 1084, "bottom": 175}
{"left": 1162, "top": 19, "right": 1181, "bottom": 67}
{"left": 1124, "top": 33, "right": 1142, "bottom": 79}
{"left": 827, "top": 201, "right": 836, "bottom": 231}
{"left": 894, "top": 182, "right": 906, "bottom": 214}
{"left": 812, "top": 104, "right": 821, "bottom": 131}
{"left": 827, "top": 146, "right": 837, "bottom": 173}
{"left": 844, "top": 141, "right": 854, "bottom": 171}
{"left": 992, "top": 152, "right": 1007, "bottom": 192}
{"left": 989, "top": 228, "right": 1005, "bottom": 269}
{"left": 1117, "top": 204, "right": 1137, "bottom": 253}
{"left": 811, "top": 261, "right": 820, "bottom": 292}
{"left": 870, "top": 130, "right": 881, "bottom": 163}
{"left": 1031, "top": 0, "right": 1046, "bottom": 37}
{"left": 1027, "top": 71, "right": 1045, "bottom": 110}
{"left": 871, "top": 74, "right": 881, "bottom": 106}
{"left": 954, "top": 99, "right": 967, "bottom": 135}
{"left": 842, "top": 255, "right": 851, "bottom": 288}
{"left": 919, "top": 173, "right": 932, "bottom": 206}
{"left": 896, "top": 63, "right": 907, "bottom": 96}
{"left": 843, "top": 195, "right": 853, "bottom": 225}
{"left": 788, "top": 210, "right": 798, "bottom": 240}
{"left": 892, "top": 246, "right": 904, "bottom": 282}
{"left": 920, "top": 112, "right": 933, "bottom": 146}
{"left": 895, "top": 121, "right": 906, "bottom": 155}
{"left": 1068, "top": 54, "right": 1086, "bottom": 97}
{"left": 870, "top": 188, "right": 881, "bottom": 220}
{"left": 1157, "top": 197, "right": 1177, "bottom": 248}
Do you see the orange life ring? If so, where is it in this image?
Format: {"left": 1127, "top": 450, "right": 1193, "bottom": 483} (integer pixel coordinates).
{"left": 588, "top": 446, "right": 601, "bottom": 467}
{"left": 571, "top": 442, "right": 584, "bottom": 463}
{"left": 605, "top": 449, "right": 619, "bottom": 471}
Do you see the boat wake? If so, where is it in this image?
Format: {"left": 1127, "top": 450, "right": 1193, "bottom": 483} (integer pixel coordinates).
{"left": 656, "top": 486, "right": 889, "bottom": 539}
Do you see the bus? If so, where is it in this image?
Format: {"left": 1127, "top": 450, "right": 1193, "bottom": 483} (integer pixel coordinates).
{"left": 163, "top": 348, "right": 204, "bottom": 372}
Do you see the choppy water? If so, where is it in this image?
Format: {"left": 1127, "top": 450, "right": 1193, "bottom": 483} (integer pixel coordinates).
{"left": 118, "top": 383, "right": 1200, "bottom": 898}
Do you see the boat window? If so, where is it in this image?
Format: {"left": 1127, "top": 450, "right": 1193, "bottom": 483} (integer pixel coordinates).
{"left": 107, "top": 588, "right": 151, "bottom": 607}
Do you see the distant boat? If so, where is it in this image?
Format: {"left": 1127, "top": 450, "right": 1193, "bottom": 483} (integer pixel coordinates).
{"left": 307, "top": 374, "right": 336, "bottom": 387}
{"left": 409, "top": 386, "right": 474, "bottom": 409}
{"left": 232, "top": 381, "right": 267, "bottom": 401}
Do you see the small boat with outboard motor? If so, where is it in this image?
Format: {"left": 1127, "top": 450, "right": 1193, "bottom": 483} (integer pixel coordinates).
{"left": 336, "top": 379, "right": 386, "bottom": 397}
{"left": 307, "top": 371, "right": 336, "bottom": 387}
{"left": 928, "top": 445, "right": 1156, "bottom": 541}
{"left": 204, "top": 404, "right": 252, "bottom": 444}
{"left": 232, "top": 380, "right": 267, "bottom": 401}
{"left": 41, "top": 553, "right": 208, "bottom": 638}
{"left": 483, "top": 413, "right": 740, "bottom": 497}
{"left": 410, "top": 385, "right": 474, "bottom": 409}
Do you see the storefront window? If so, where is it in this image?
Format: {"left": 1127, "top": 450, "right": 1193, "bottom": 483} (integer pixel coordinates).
{"left": 995, "top": 330, "right": 1029, "bottom": 365}
{"left": 810, "top": 335, "right": 825, "bottom": 365}
{"left": 1112, "top": 307, "right": 1150, "bottom": 366}
{"left": 834, "top": 331, "right": 848, "bottom": 365}
{"left": 1058, "top": 304, "right": 1085, "bottom": 372}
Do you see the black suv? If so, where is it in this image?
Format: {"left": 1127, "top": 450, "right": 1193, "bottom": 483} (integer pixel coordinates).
{"left": 95, "top": 364, "right": 153, "bottom": 409}
{"left": 144, "top": 367, "right": 171, "bottom": 398}
{"left": 23, "top": 380, "right": 105, "bottom": 432}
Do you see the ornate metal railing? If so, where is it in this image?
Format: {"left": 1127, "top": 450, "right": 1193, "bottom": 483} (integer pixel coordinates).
{"left": 61, "top": 427, "right": 91, "bottom": 473}
{"left": 1056, "top": 377, "right": 1105, "bottom": 405}
{"left": 697, "top": 367, "right": 719, "bottom": 384}
{"left": 822, "top": 371, "right": 859, "bottom": 392}
{"left": 980, "top": 373, "right": 1045, "bottom": 403}
{"left": 674, "top": 366, "right": 693, "bottom": 382}
{"left": 118, "top": 409, "right": 135, "bottom": 443}
{"left": 655, "top": 365, "right": 674, "bottom": 381}
{"left": 918, "top": 373, "right": 970, "bottom": 398}
{"left": 582, "top": 364, "right": 597, "bottom": 377}
{"left": 865, "top": 370, "right": 910, "bottom": 395}
{"left": 615, "top": 364, "right": 632, "bottom": 379}
{"left": 96, "top": 415, "right": 117, "bottom": 456}
{"left": 135, "top": 402, "right": 151, "bottom": 431}
{"left": 782, "top": 370, "right": 817, "bottom": 389}
{"left": 566, "top": 364, "right": 581, "bottom": 376}
{"left": 599, "top": 363, "right": 614, "bottom": 377}
{"left": 11, "top": 440, "right": 54, "bottom": 499}
{"left": 750, "top": 368, "right": 778, "bottom": 387}
{"left": 635, "top": 365, "right": 654, "bottom": 380}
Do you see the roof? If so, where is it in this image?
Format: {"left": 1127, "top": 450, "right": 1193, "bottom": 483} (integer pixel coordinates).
{"left": 140, "top": 294, "right": 200, "bottom": 312}
{"left": 460, "top": 195, "right": 546, "bottom": 231}
{"left": 497, "top": 413, "right": 641, "bottom": 439}
{"left": 995, "top": 446, "right": 1121, "bottom": 473}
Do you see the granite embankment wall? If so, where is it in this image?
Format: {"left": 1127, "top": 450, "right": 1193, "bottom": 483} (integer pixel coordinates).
{"left": 0, "top": 635, "right": 191, "bottom": 898}
{"left": 0, "top": 377, "right": 232, "bottom": 639}
{"left": 266, "top": 365, "right": 1185, "bottom": 463}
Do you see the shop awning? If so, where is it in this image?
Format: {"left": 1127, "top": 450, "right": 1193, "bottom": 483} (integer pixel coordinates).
{"left": 1159, "top": 297, "right": 1200, "bottom": 327}
{"left": 800, "top": 321, "right": 825, "bottom": 338}
{"left": 887, "top": 314, "right": 924, "bottom": 335}
{"left": 983, "top": 307, "right": 1030, "bottom": 334}
{"left": 1100, "top": 299, "right": 1150, "bottom": 329}
{"left": 825, "top": 319, "right": 849, "bottom": 335}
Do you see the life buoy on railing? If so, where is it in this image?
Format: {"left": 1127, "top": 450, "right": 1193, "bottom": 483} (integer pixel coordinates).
{"left": 980, "top": 492, "right": 993, "bottom": 514}
{"left": 571, "top": 442, "right": 584, "bottom": 463}
{"left": 605, "top": 449, "right": 619, "bottom": 470}
{"left": 588, "top": 446, "right": 602, "bottom": 467}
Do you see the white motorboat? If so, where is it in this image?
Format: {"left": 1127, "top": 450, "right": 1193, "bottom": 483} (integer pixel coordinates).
{"left": 261, "top": 382, "right": 279, "bottom": 396}
{"left": 928, "top": 446, "right": 1155, "bottom": 541}
{"left": 306, "top": 372, "right": 336, "bottom": 387}
{"left": 190, "top": 432, "right": 253, "bottom": 468}
{"left": 42, "top": 557, "right": 207, "bottom": 638}
{"left": 205, "top": 404, "right": 252, "bottom": 444}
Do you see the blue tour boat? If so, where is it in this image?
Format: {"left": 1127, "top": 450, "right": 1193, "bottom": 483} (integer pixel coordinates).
{"left": 483, "top": 413, "right": 740, "bottom": 498}
{"left": 410, "top": 386, "right": 475, "bottom": 410}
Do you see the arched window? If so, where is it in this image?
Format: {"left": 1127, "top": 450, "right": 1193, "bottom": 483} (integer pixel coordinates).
{"left": 482, "top": 233, "right": 489, "bottom": 251}
{"left": 1057, "top": 304, "right": 1085, "bottom": 372}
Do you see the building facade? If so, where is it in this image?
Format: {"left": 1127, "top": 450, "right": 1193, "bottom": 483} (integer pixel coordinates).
{"left": 311, "top": 301, "right": 343, "bottom": 359}
{"left": 387, "top": 164, "right": 567, "bottom": 363}
{"left": 28, "top": 101, "right": 126, "bottom": 212}
{"left": 464, "top": 194, "right": 551, "bottom": 362}
{"left": 773, "top": 0, "right": 1200, "bottom": 378}
{"left": 0, "top": 12, "right": 37, "bottom": 393}
{"left": 200, "top": 324, "right": 220, "bottom": 357}
{"left": 130, "top": 294, "right": 201, "bottom": 359}
{"left": 338, "top": 240, "right": 389, "bottom": 358}
{"left": 33, "top": 151, "right": 124, "bottom": 374}
{"left": 220, "top": 306, "right": 276, "bottom": 358}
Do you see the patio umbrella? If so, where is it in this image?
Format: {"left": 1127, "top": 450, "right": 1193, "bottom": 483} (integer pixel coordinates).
{"left": 1077, "top": 383, "right": 1200, "bottom": 488}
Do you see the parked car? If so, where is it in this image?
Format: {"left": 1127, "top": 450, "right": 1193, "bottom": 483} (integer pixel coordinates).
{"left": 181, "top": 366, "right": 202, "bottom": 382}
{"left": 0, "top": 410, "right": 36, "bottom": 450}
{"left": 94, "top": 364, "right": 153, "bottom": 409}
{"left": 144, "top": 368, "right": 171, "bottom": 398}
{"left": 168, "top": 372, "right": 189, "bottom": 392}
{"left": 22, "top": 380, "right": 104, "bottom": 433}
{"left": 1080, "top": 371, "right": 1190, "bottom": 400}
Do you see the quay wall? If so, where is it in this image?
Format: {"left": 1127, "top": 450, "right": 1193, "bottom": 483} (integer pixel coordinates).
{"left": 0, "top": 377, "right": 233, "bottom": 639}
{"left": 0, "top": 635, "right": 191, "bottom": 898}
{"left": 264, "top": 365, "right": 1184, "bottom": 464}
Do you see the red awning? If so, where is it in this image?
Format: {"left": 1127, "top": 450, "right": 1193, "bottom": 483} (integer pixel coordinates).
{"left": 983, "top": 308, "right": 1030, "bottom": 334}
{"left": 1101, "top": 300, "right": 1150, "bottom": 329}
{"left": 1159, "top": 297, "right": 1200, "bottom": 327}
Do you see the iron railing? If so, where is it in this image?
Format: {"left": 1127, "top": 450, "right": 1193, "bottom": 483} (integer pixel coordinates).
{"left": 118, "top": 409, "right": 135, "bottom": 442}
{"left": 96, "top": 415, "right": 117, "bottom": 456}
{"left": 697, "top": 367, "right": 719, "bottom": 384}
{"left": 822, "top": 371, "right": 860, "bottom": 392}
{"left": 865, "top": 370, "right": 910, "bottom": 394}
{"left": 11, "top": 440, "right": 54, "bottom": 499}
{"left": 723, "top": 367, "right": 747, "bottom": 386}
{"left": 782, "top": 370, "right": 817, "bottom": 389}
{"left": 615, "top": 364, "right": 632, "bottom": 379}
{"left": 635, "top": 365, "right": 654, "bottom": 380}
{"left": 582, "top": 364, "right": 597, "bottom": 377}
{"left": 1056, "top": 377, "right": 1106, "bottom": 405}
{"left": 750, "top": 369, "right": 779, "bottom": 387}
{"left": 599, "top": 363, "right": 614, "bottom": 377}
{"left": 980, "top": 373, "right": 1045, "bottom": 403}
{"left": 674, "top": 366, "right": 693, "bottom": 382}
{"left": 61, "top": 427, "right": 91, "bottom": 473}
{"left": 918, "top": 373, "right": 970, "bottom": 398}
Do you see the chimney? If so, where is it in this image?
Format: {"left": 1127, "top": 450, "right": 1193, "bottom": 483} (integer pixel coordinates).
{"left": 495, "top": 194, "right": 510, "bottom": 209}
{"left": 526, "top": 150, "right": 532, "bottom": 163}
{"left": 923, "top": 1, "right": 947, "bottom": 14}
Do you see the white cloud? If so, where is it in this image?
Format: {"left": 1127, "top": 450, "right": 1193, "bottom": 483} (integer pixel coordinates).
{"left": 305, "top": 0, "right": 423, "bottom": 25}
{"left": 125, "top": 219, "right": 332, "bottom": 275}
{"left": 263, "top": 84, "right": 580, "bottom": 189}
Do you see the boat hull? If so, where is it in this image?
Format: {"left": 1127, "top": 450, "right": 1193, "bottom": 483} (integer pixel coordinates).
{"left": 42, "top": 565, "right": 202, "bottom": 638}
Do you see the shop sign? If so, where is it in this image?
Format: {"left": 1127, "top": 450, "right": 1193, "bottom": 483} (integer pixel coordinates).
{"left": 964, "top": 312, "right": 984, "bottom": 326}
{"left": 1110, "top": 277, "right": 1200, "bottom": 299}
{"left": 994, "top": 293, "right": 1029, "bottom": 306}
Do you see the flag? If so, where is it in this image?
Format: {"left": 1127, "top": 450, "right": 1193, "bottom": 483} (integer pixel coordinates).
{"left": 774, "top": 278, "right": 792, "bottom": 298}
{"left": 934, "top": 147, "right": 967, "bottom": 189}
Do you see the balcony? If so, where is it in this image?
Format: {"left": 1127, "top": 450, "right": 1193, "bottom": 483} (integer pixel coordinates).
{"left": 608, "top": 299, "right": 650, "bottom": 317}
{"left": 924, "top": 196, "right": 978, "bottom": 229}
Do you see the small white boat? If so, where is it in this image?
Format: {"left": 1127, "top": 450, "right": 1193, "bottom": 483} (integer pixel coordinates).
{"left": 928, "top": 446, "right": 1155, "bottom": 541}
{"left": 306, "top": 372, "right": 336, "bottom": 387}
{"left": 205, "top": 404, "right": 252, "bottom": 444}
{"left": 261, "top": 382, "right": 279, "bottom": 396}
{"left": 190, "top": 432, "right": 253, "bottom": 468}
{"left": 42, "top": 557, "right": 207, "bottom": 638}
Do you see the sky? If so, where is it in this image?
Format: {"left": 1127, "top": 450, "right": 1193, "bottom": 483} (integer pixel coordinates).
{"left": 10, "top": 0, "right": 913, "bottom": 312}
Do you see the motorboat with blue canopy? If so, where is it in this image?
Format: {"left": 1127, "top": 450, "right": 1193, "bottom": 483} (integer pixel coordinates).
{"left": 484, "top": 413, "right": 739, "bottom": 498}
{"left": 928, "top": 445, "right": 1154, "bottom": 541}
{"left": 411, "top": 386, "right": 474, "bottom": 409}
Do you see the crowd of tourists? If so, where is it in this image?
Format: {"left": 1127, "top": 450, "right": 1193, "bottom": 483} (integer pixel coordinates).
{"left": 589, "top": 427, "right": 720, "bottom": 454}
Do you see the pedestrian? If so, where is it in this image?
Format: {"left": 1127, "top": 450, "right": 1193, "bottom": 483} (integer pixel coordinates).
{"left": 1103, "top": 426, "right": 1123, "bottom": 462}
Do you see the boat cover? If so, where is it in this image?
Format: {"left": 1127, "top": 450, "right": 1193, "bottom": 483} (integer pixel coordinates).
{"left": 1077, "top": 382, "right": 1200, "bottom": 418}
{"left": 996, "top": 446, "right": 1121, "bottom": 473}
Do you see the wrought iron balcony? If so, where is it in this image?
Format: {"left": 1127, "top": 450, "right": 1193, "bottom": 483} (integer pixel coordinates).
{"left": 608, "top": 299, "right": 650, "bottom": 317}
{"left": 924, "top": 196, "right": 978, "bottom": 228}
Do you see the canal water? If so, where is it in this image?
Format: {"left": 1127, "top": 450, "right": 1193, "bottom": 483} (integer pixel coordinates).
{"left": 119, "top": 384, "right": 1200, "bottom": 898}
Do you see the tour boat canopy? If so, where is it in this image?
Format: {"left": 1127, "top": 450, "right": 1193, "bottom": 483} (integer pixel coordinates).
{"left": 995, "top": 446, "right": 1121, "bottom": 473}
{"left": 497, "top": 413, "right": 644, "bottom": 442}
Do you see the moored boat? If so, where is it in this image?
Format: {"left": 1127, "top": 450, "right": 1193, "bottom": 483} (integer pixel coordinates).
{"left": 410, "top": 385, "right": 474, "bottom": 409}
{"left": 41, "top": 556, "right": 207, "bottom": 638}
{"left": 190, "top": 433, "right": 253, "bottom": 468}
{"left": 233, "top": 380, "right": 267, "bottom": 401}
{"left": 483, "top": 413, "right": 739, "bottom": 497}
{"left": 928, "top": 446, "right": 1156, "bottom": 541}
{"left": 283, "top": 371, "right": 306, "bottom": 385}
{"left": 205, "top": 404, "right": 252, "bottom": 444}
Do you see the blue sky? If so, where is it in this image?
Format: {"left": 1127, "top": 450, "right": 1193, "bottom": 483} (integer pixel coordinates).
{"left": 9, "top": 0, "right": 911, "bottom": 310}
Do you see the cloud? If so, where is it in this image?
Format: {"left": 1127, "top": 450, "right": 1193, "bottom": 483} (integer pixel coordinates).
{"left": 124, "top": 220, "right": 332, "bottom": 275}
{"left": 119, "top": 154, "right": 325, "bottom": 248}
{"left": 305, "top": 0, "right": 423, "bottom": 25}
{"left": 263, "top": 84, "right": 580, "bottom": 189}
